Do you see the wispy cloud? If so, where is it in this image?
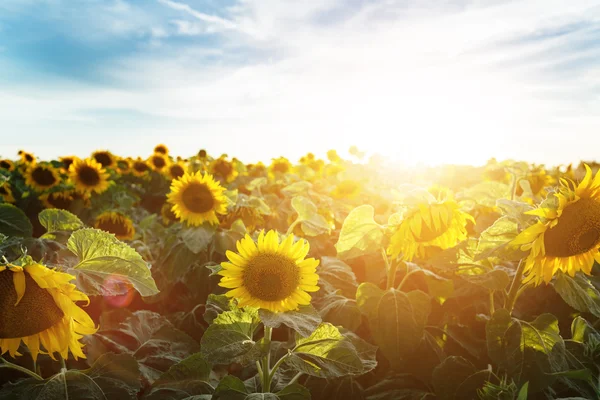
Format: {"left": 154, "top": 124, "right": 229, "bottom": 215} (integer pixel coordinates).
{"left": 0, "top": 0, "right": 599, "bottom": 165}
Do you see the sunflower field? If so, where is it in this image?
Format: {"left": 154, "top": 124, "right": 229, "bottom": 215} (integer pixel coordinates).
{"left": 1, "top": 147, "right": 600, "bottom": 400}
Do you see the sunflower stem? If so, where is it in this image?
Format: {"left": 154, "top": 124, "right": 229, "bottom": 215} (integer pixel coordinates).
{"left": 397, "top": 265, "right": 420, "bottom": 292}
{"left": 261, "top": 326, "right": 273, "bottom": 392}
{"left": 59, "top": 356, "right": 67, "bottom": 373}
{"left": 286, "top": 220, "right": 300, "bottom": 236}
{"left": 382, "top": 248, "right": 396, "bottom": 290}
{"left": 0, "top": 357, "right": 43, "bottom": 380}
{"left": 287, "top": 372, "right": 303, "bottom": 386}
{"left": 489, "top": 290, "right": 495, "bottom": 315}
{"left": 505, "top": 259, "right": 525, "bottom": 313}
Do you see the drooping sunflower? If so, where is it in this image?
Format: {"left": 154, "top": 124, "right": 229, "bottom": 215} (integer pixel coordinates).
{"left": 0, "top": 159, "right": 14, "bottom": 171}
{"left": 331, "top": 180, "right": 361, "bottom": 199}
{"left": 24, "top": 163, "right": 61, "bottom": 192}
{"left": 0, "top": 263, "right": 97, "bottom": 361}
{"left": 40, "top": 191, "right": 75, "bottom": 210}
{"left": 218, "top": 230, "right": 320, "bottom": 312}
{"left": 167, "top": 172, "right": 227, "bottom": 226}
{"left": 91, "top": 150, "right": 116, "bottom": 169}
{"left": 59, "top": 156, "right": 76, "bottom": 172}
{"left": 269, "top": 157, "right": 292, "bottom": 177}
{"left": 18, "top": 150, "right": 36, "bottom": 165}
{"left": 69, "top": 158, "right": 110, "bottom": 195}
{"left": 388, "top": 198, "right": 474, "bottom": 261}
{"left": 154, "top": 144, "right": 169, "bottom": 155}
{"left": 148, "top": 153, "right": 170, "bottom": 173}
{"left": 210, "top": 157, "right": 238, "bottom": 183}
{"left": 131, "top": 158, "right": 150, "bottom": 177}
{"left": 0, "top": 183, "right": 15, "bottom": 203}
{"left": 168, "top": 161, "right": 187, "bottom": 180}
{"left": 512, "top": 165, "right": 600, "bottom": 285}
{"left": 94, "top": 211, "right": 135, "bottom": 241}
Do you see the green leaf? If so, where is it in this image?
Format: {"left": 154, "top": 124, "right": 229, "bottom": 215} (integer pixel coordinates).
{"left": 364, "top": 374, "right": 431, "bottom": 400}
{"left": 179, "top": 223, "right": 217, "bottom": 254}
{"left": 275, "top": 383, "right": 311, "bottom": 400}
{"left": 282, "top": 181, "right": 312, "bottom": 196}
{"left": 0, "top": 203, "right": 32, "bottom": 237}
{"left": 316, "top": 293, "right": 362, "bottom": 332}
{"left": 291, "top": 196, "right": 331, "bottom": 237}
{"left": 213, "top": 375, "right": 248, "bottom": 400}
{"left": 335, "top": 205, "right": 383, "bottom": 259}
{"left": 259, "top": 304, "right": 322, "bottom": 337}
{"left": 159, "top": 241, "right": 199, "bottom": 282}
{"left": 204, "top": 294, "right": 232, "bottom": 324}
{"left": 461, "top": 269, "right": 510, "bottom": 291}
{"left": 486, "top": 309, "right": 512, "bottom": 364}
{"left": 286, "top": 323, "right": 366, "bottom": 378}
{"left": 67, "top": 228, "right": 159, "bottom": 297}
{"left": 317, "top": 257, "right": 359, "bottom": 298}
{"left": 571, "top": 316, "right": 600, "bottom": 343}
{"left": 431, "top": 356, "right": 477, "bottom": 400}
{"left": 147, "top": 353, "right": 214, "bottom": 400}
{"left": 356, "top": 282, "right": 384, "bottom": 321}
{"left": 305, "top": 377, "right": 364, "bottom": 400}
{"left": 38, "top": 208, "right": 84, "bottom": 234}
{"left": 554, "top": 272, "right": 600, "bottom": 317}
{"left": 516, "top": 382, "right": 528, "bottom": 400}
{"left": 155, "top": 353, "right": 212, "bottom": 384}
{"left": 475, "top": 216, "right": 525, "bottom": 262}
{"left": 200, "top": 307, "right": 261, "bottom": 365}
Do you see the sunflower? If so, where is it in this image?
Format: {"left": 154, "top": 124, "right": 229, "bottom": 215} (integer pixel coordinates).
{"left": 0, "top": 159, "right": 14, "bottom": 171}
{"left": 160, "top": 203, "right": 179, "bottom": 225}
{"left": 91, "top": 150, "right": 116, "bottom": 169}
{"left": 0, "top": 263, "right": 96, "bottom": 361}
{"left": 331, "top": 180, "right": 361, "bottom": 199}
{"left": 327, "top": 149, "right": 341, "bottom": 163}
{"left": 512, "top": 165, "right": 600, "bottom": 285}
{"left": 148, "top": 153, "right": 170, "bottom": 173}
{"left": 168, "top": 161, "right": 187, "bottom": 180}
{"left": 116, "top": 158, "right": 131, "bottom": 174}
{"left": 24, "top": 163, "right": 61, "bottom": 192}
{"left": 167, "top": 172, "right": 227, "bottom": 226}
{"left": 221, "top": 206, "right": 265, "bottom": 232}
{"left": 515, "top": 166, "right": 555, "bottom": 199}
{"left": 69, "top": 158, "right": 110, "bottom": 195}
{"left": 210, "top": 157, "right": 238, "bottom": 183}
{"left": 0, "top": 183, "right": 15, "bottom": 203}
{"left": 388, "top": 198, "right": 474, "bottom": 261}
{"left": 59, "top": 156, "right": 76, "bottom": 171}
{"left": 18, "top": 150, "right": 36, "bottom": 165}
{"left": 269, "top": 157, "right": 292, "bottom": 177}
{"left": 40, "top": 191, "right": 75, "bottom": 209}
{"left": 94, "top": 211, "right": 135, "bottom": 241}
{"left": 131, "top": 158, "right": 150, "bottom": 177}
{"left": 247, "top": 162, "right": 267, "bottom": 178}
{"left": 154, "top": 144, "right": 169, "bottom": 155}
{"left": 218, "top": 230, "right": 320, "bottom": 312}
{"left": 198, "top": 149, "right": 207, "bottom": 159}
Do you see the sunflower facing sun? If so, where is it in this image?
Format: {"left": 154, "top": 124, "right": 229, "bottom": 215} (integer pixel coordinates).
{"left": 513, "top": 164, "right": 600, "bottom": 285}
{"left": 69, "top": 158, "right": 110, "bottom": 196}
{"left": 388, "top": 196, "right": 474, "bottom": 262}
{"left": 24, "top": 163, "right": 61, "bottom": 192}
{"left": 0, "top": 262, "right": 96, "bottom": 361}
{"left": 167, "top": 172, "right": 227, "bottom": 226}
{"left": 94, "top": 211, "right": 136, "bottom": 240}
{"left": 218, "top": 230, "right": 320, "bottom": 312}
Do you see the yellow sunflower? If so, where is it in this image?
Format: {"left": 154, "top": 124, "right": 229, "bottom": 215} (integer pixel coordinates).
{"left": 116, "top": 158, "right": 131, "bottom": 175}
{"left": 210, "top": 157, "right": 238, "bottom": 183}
{"left": 221, "top": 206, "right": 265, "bottom": 232}
{"left": 247, "top": 162, "right": 267, "bottom": 178}
{"left": 388, "top": 199, "right": 474, "bottom": 261}
{"left": 218, "top": 230, "right": 320, "bottom": 312}
{"left": 160, "top": 203, "right": 179, "bottom": 225}
{"left": 0, "top": 159, "right": 14, "bottom": 171}
{"left": 331, "top": 180, "right": 361, "bottom": 199}
{"left": 327, "top": 149, "right": 342, "bottom": 163}
{"left": 167, "top": 172, "right": 227, "bottom": 226}
{"left": 94, "top": 211, "right": 135, "bottom": 241}
{"left": 197, "top": 149, "right": 208, "bottom": 159}
{"left": 148, "top": 153, "right": 170, "bottom": 173}
{"left": 0, "top": 263, "right": 97, "bottom": 361}
{"left": 512, "top": 165, "right": 600, "bottom": 285}
{"left": 131, "top": 158, "right": 150, "bottom": 177}
{"left": 24, "top": 163, "right": 61, "bottom": 192}
{"left": 40, "top": 191, "right": 75, "bottom": 210}
{"left": 69, "top": 158, "right": 110, "bottom": 196}
{"left": 154, "top": 144, "right": 169, "bottom": 155}
{"left": 269, "top": 157, "right": 292, "bottom": 177}
{"left": 91, "top": 150, "right": 116, "bottom": 169}
{"left": 59, "top": 156, "right": 76, "bottom": 172}
{"left": 515, "top": 166, "right": 555, "bottom": 199}
{"left": 168, "top": 161, "right": 187, "bottom": 180}
{"left": 18, "top": 150, "right": 36, "bottom": 165}
{"left": 0, "top": 183, "right": 15, "bottom": 203}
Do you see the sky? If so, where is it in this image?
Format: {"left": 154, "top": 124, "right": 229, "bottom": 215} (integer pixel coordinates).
{"left": 0, "top": 0, "right": 599, "bottom": 167}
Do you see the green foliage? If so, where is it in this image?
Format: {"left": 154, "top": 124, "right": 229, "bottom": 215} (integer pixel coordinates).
{"left": 0, "top": 203, "right": 32, "bottom": 237}
{"left": 335, "top": 205, "right": 383, "bottom": 259}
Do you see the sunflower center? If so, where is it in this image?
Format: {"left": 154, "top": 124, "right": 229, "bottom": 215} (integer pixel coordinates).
{"left": 0, "top": 160, "right": 11, "bottom": 169}
{"left": 181, "top": 183, "right": 215, "bottom": 213}
{"left": 155, "top": 146, "right": 168, "bottom": 155}
{"left": 61, "top": 158, "right": 74, "bottom": 169}
{"left": 170, "top": 165, "right": 185, "bottom": 179}
{"left": 134, "top": 162, "right": 149, "bottom": 173}
{"left": 152, "top": 156, "right": 166, "bottom": 169}
{"left": 544, "top": 198, "right": 600, "bottom": 257}
{"left": 93, "top": 153, "right": 113, "bottom": 167}
{"left": 47, "top": 193, "right": 72, "bottom": 209}
{"left": 32, "top": 167, "right": 57, "bottom": 187}
{"left": 0, "top": 269, "right": 64, "bottom": 338}
{"left": 243, "top": 252, "right": 300, "bottom": 301}
{"left": 78, "top": 165, "right": 101, "bottom": 186}
{"left": 25, "top": 154, "right": 34, "bottom": 163}
{"left": 214, "top": 161, "right": 233, "bottom": 177}
{"left": 96, "top": 215, "right": 131, "bottom": 238}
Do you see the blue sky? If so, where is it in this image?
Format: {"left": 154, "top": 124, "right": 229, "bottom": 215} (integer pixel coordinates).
{"left": 0, "top": 0, "right": 599, "bottom": 166}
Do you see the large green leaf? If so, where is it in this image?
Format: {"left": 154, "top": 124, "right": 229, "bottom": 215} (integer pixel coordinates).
{"left": 475, "top": 216, "right": 525, "bottom": 261}
{"left": 259, "top": 305, "right": 322, "bottom": 337}
{"left": 146, "top": 353, "right": 214, "bottom": 400}
{"left": 335, "top": 205, "right": 383, "bottom": 259}
{"left": 316, "top": 293, "right": 362, "bottom": 332}
{"left": 67, "top": 228, "right": 159, "bottom": 297}
{"left": 317, "top": 257, "right": 359, "bottom": 298}
{"left": 431, "top": 356, "right": 478, "bottom": 400}
{"left": 0, "top": 203, "right": 32, "bottom": 237}
{"left": 39, "top": 208, "right": 84, "bottom": 235}
{"left": 200, "top": 307, "right": 261, "bottom": 365}
{"left": 291, "top": 196, "right": 331, "bottom": 237}
{"left": 554, "top": 272, "right": 600, "bottom": 317}
{"left": 179, "top": 223, "right": 217, "bottom": 254}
